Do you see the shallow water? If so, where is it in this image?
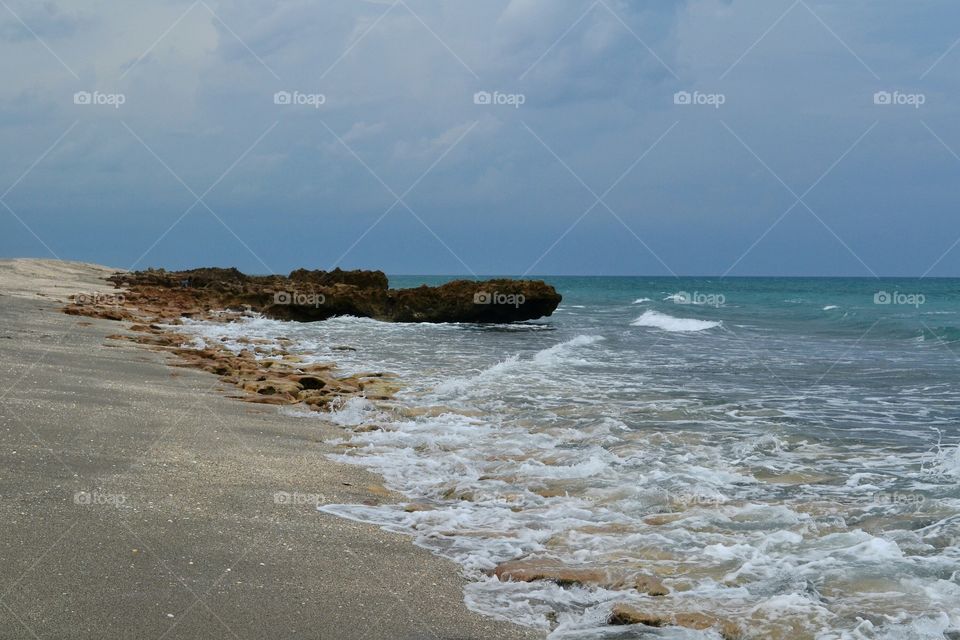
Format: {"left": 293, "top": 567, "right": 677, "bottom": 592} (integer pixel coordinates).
{"left": 175, "top": 276, "right": 960, "bottom": 639}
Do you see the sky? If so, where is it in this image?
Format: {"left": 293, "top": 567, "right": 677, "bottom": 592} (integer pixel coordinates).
{"left": 1, "top": 0, "right": 959, "bottom": 277}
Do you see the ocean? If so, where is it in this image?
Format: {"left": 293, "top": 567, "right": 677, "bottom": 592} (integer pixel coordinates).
{"left": 175, "top": 276, "right": 960, "bottom": 639}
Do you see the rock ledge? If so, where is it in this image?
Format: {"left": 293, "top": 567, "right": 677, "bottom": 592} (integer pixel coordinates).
{"left": 86, "top": 267, "right": 562, "bottom": 324}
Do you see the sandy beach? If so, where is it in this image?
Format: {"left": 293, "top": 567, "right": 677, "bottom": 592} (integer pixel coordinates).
{"left": 0, "top": 259, "right": 544, "bottom": 640}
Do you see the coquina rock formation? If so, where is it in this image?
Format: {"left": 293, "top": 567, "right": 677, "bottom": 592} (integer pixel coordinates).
{"left": 93, "top": 267, "right": 562, "bottom": 324}
{"left": 61, "top": 267, "right": 561, "bottom": 411}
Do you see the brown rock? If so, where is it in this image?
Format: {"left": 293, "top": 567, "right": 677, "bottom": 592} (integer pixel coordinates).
{"left": 493, "top": 559, "right": 668, "bottom": 595}
{"left": 633, "top": 575, "right": 669, "bottom": 596}
{"left": 365, "top": 484, "right": 393, "bottom": 498}
{"left": 289, "top": 375, "right": 327, "bottom": 390}
{"left": 105, "top": 267, "right": 561, "bottom": 324}
{"left": 288, "top": 267, "right": 389, "bottom": 290}
{"left": 241, "top": 379, "right": 303, "bottom": 399}
{"left": 495, "top": 562, "right": 607, "bottom": 588}
{"left": 359, "top": 378, "right": 401, "bottom": 399}
{"left": 353, "top": 424, "right": 384, "bottom": 433}
{"left": 643, "top": 514, "right": 683, "bottom": 526}
{"left": 61, "top": 266, "right": 420, "bottom": 419}
{"left": 242, "top": 395, "right": 295, "bottom": 406}
{"left": 609, "top": 604, "right": 741, "bottom": 639}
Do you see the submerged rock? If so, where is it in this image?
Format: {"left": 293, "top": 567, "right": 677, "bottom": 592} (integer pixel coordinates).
{"left": 95, "top": 267, "right": 561, "bottom": 324}
{"left": 608, "top": 604, "right": 742, "bottom": 639}
{"left": 492, "top": 559, "right": 668, "bottom": 596}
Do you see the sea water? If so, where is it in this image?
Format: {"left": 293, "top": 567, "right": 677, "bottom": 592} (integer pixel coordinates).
{"left": 176, "top": 276, "right": 960, "bottom": 639}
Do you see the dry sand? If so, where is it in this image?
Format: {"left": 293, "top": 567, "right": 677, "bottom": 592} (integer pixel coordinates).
{"left": 0, "top": 259, "right": 545, "bottom": 640}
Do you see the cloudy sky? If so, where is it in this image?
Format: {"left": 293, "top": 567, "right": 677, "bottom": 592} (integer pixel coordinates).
{"left": 1, "top": 0, "right": 958, "bottom": 276}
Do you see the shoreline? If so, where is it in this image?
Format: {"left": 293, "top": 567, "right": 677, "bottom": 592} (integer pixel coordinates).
{"left": 0, "top": 259, "right": 544, "bottom": 639}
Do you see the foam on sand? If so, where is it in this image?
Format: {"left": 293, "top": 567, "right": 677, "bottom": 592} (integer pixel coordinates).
{"left": 631, "top": 310, "right": 721, "bottom": 332}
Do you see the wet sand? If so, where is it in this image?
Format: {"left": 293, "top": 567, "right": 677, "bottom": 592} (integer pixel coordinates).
{"left": 0, "top": 259, "right": 544, "bottom": 640}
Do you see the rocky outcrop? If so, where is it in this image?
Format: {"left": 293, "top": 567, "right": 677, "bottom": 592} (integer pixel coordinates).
{"left": 90, "top": 267, "right": 561, "bottom": 324}
{"left": 61, "top": 266, "right": 560, "bottom": 415}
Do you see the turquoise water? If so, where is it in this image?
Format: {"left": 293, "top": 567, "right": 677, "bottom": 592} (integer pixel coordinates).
{"left": 178, "top": 277, "right": 960, "bottom": 639}
{"left": 388, "top": 276, "right": 960, "bottom": 448}
{"left": 391, "top": 275, "right": 960, "bottom": 344}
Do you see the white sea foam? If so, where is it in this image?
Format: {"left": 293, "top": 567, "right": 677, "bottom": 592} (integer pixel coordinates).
{"left": 824, "top": 305, "right": 839, "bottom": 310}
{"left": 632, "top": 297, "right": 652, "bottom": 304}
{"left": 324, "top": 396, "right": 383, "bottom": 426}
{"left": 924, "top": 440, "right": 960, "bottom": 478}
{"left": 532, "top": 334, "right": 603, "bottom": 362}
{"left": 631, "top": 310, "right": 721, "bottom": 332}
{"left": 434, "top": 334, "right": 603, "bottom": 396}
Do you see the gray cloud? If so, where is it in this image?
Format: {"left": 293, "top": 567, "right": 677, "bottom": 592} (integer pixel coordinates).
{"left": 1, "top": 0, "right": 958, "bottom": 275}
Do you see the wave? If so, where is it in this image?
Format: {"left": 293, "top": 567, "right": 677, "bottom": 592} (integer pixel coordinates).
{"left": 532, "top": 334, "right": 603, "bottom": 361}
{"left": 434, "top": 334, "right": 604, "bottom": 395}
{"left": 920, "top": 325, "right": 960, "bottom": 344}
{"left": 632, "top": 298, "right": 652, "bottom": 304}
{"left": 823, "top": 305, "right": 839, "bottom": 311}
{"left": 923, "top": 433, "right": 960, "bottom": 478}
{"left": 631, "top": 310, "right": 721, "bottom": 332}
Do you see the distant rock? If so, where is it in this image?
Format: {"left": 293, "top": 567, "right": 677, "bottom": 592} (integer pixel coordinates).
{"left": 288, "top": 267, "right": 388, "bottom": 290}
{"left": 96, "top": 267, "right": 561, "bottom": 324}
